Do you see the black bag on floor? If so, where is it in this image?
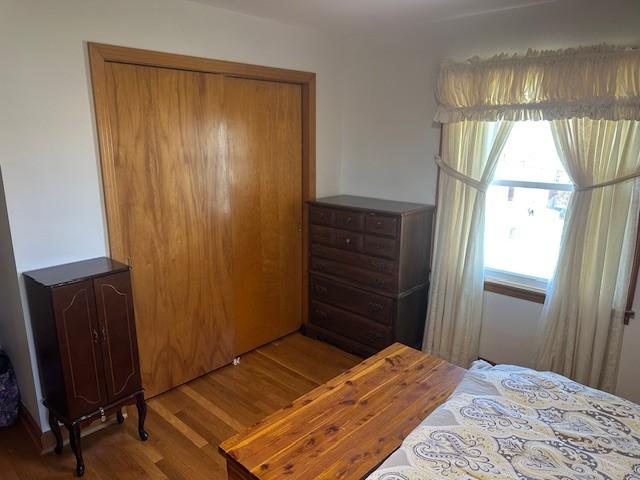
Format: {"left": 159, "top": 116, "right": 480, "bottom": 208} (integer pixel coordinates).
{"left": 0, "top": 349, "right": 19, "bottom": 427}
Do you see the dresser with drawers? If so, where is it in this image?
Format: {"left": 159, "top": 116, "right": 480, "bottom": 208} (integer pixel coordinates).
{"left": 305, "top": 195, "right": 434, "bottom": 357}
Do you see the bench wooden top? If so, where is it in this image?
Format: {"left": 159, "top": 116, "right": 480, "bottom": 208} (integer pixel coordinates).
{"left": 219, "top": 343, "right": 465, "bottom": 479}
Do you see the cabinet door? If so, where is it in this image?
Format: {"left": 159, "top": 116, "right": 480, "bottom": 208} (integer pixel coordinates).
{"left": 93, "top": 271, "right": 142, "bottom": 402}
{"left": 51, "top": 280, "right": 108, "bottom": 417}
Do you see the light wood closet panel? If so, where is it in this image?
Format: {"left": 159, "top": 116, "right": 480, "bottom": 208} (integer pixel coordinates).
{"left": 103, "top": 62, "right": 235, "bottom": 396}
{"left": 226, "top": 78, "right": 302, "bottom": 355}
{"left": 100, "top": 59, "right": 304, "bottom": 397}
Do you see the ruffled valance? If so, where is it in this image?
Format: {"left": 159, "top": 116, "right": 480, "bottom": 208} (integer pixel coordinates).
{"left": 435, "top": 44, "right": 640, "bottom": 123}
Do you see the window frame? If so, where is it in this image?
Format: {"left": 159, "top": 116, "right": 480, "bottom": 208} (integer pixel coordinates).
{"left": 491, "top": 179, "right": 573, "bottom": 192}
{"left": 484, "top": 177, "right": 573, "bottom": 289}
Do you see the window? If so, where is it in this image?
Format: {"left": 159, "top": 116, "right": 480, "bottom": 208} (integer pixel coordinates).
{"left": 484, "top": 122, "right": 572, "bottom": 291}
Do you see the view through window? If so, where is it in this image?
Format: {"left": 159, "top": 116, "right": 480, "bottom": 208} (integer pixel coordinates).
{"left": 484, "top": 122, "right": 572, "bottom": 287}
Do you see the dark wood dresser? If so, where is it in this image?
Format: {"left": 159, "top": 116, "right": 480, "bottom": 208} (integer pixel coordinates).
{"left": 305, "top": 195, "right": 434, "bottom": 357}
{"left": 24, "top": 257, "right": 148, "bottom": 477}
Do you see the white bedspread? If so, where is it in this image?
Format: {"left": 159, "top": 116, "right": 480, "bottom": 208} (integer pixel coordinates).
{"left": 367, "top": 361, "right": 640, "bottom": 479}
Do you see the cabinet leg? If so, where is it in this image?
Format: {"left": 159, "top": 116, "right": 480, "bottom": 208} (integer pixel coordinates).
{"left": 48, "top": 410, "right": 63, "bottom": 455}
{"left": 135, "top": 393, "right": 149, "bottom": 441}
{"left": 116, "top": 408, "right": 125, "bottom": 424}
{"left": 68, "top": 423, "right": 84, "bottom": 477}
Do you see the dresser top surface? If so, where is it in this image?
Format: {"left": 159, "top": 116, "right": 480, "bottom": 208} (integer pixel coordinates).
{"left": 24, "top": 257, "right": 129, "bottom": 287}
{"left": 310, "top": 195, "right": 433, "bottom": 215}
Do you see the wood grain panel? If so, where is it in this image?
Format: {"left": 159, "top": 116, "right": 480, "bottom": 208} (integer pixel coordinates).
{"left": 225, "top": 77, "right": 303, "bottom": 355}
{"left": 102, "top": 62, "right": 234, "bottom": 396}
{"left": 220, "top": 344, "right": 465, "bottom": 480}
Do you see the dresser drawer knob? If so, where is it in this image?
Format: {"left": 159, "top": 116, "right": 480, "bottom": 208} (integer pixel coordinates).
{"left": 370, "top": 260, "right": 385, "bottom": 270}
{"left": 314, "top": 285, "right": 328, "bottom": 294}
{"left": 345, "top": 238, "right": 352, "bottom": 245}
{"left": 376, "top": 221, "right": 382, "bottom": 226}
{"left": 367, "top": 302, "right": 384, "bottom": 312}
{"left": 366, "top": 330, "right": 383, "bottom": 340}
{"left": 346, "top": 216, "right": 352, "bottom": 223}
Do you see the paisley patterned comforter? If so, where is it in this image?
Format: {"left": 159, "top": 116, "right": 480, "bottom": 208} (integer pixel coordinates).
{"left": 367, "top": 361, "right": 640, "bottom": 480}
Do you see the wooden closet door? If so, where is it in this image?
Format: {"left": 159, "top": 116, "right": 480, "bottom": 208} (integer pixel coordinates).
{"left": 225, "top": 77, "right": 303, "bottom": 355}
{"left": 102, "top": 62, "right": 234, "bottom": 396}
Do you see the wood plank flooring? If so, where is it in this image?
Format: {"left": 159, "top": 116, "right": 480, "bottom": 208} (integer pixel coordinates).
{"left": 0, "top": 334, "right": 361, "bottom": 479}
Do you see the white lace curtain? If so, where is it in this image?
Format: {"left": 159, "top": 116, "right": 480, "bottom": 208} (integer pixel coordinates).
{"left": 427, "top": 45, "right": 640, "bottom": 386}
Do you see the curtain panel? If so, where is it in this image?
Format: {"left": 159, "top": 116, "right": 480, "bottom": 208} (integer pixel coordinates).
{"left": 435, "top": 45, "right": 640, "bottom": 123}
{"left": 536, "top": 119, "right": 640, "bottom": 391}
{"left": 424, "top": 120, "right": 512, "bottom": 366}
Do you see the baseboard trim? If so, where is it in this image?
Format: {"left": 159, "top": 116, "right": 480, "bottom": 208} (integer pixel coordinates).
{"left": 19, "top": 403, "right": 47, "bottom": 453}
{"left": 18, "top": 403, "right": 127, "bottom": 455}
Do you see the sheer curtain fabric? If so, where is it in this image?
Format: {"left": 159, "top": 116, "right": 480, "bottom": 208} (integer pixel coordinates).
{"left": 536, "top": 119, "right": 640, "bottom": 390}
{"left": 424, "top": 120, "right": 512, "bottom": 367}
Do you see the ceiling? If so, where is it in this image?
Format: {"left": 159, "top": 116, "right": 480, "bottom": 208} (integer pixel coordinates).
{"left": 193, "top": 0, "right": 559, "bottom": 34}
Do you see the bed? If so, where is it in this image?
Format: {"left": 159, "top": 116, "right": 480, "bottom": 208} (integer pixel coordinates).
{"left": 368, "top": 361, "right": 640, "bottom": 479}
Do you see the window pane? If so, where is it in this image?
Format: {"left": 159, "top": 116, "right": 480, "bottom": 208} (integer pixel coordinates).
{"left": 494, "top": 122, "right": 571, "bottom": 185}
{"left": 484, "top": 185, "right": 569, "bottom": 280}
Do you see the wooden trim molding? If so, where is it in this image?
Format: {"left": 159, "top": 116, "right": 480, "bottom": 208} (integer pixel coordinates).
{"left": 484, "top": 280, "right": 546, "bottom": 304}
{"left": 624, "top": 208, "right": 640, "bottom": 325}
{"left": 19, "top": 403, "right": 50, "bottom": 454}
{"left": 87, "top": 42, "right": 316, "bottom": 327}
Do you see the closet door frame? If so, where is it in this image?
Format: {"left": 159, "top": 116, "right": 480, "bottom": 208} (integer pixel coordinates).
{"left": 88, "top": 42, "right": 315, "bottom": 326}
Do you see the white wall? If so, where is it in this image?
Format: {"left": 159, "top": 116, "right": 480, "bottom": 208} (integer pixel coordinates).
{"left": 0, "top": 168, "right": 40, "bottom": 419}
{"left": 341, "top": 0, "right": 640, "bottom": 204}
{"left": 0, "top": 0, "right": 345, "bottom": 430}
{"left": 480, "top": 293, "right": 543, "bottom": 368}
{"left": 340, "top": 0, "right": 640, "bottom": 402}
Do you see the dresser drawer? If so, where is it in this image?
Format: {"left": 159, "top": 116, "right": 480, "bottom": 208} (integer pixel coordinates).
{"left": 311, "top": 244, "right": 396, "bottom": 275}
{"left": 311, "top": 258, "right": 397, "bottom": 293}
{"left": 365, "top": 214, "right": 399, "bottom": 237}
{"left": 334, "top": 210, "right": 364, "bottom": 232}
{"left": 310, "top": 300, "right": 392, "bottom": 350}
{"left": 334, "top": 230, "right": 364, "bottom": 253}
{"left": 364, "top": 235, "right": 398, "bottom": 259}
{"left": 311, "top": 225, "right": 336, "bottom": 246}
{"left": 310, "top": 206, "right": 335, "bottom": 226}
{"left": 310, "top": 275, "right": 393, "bottom": 325}
{"left": 304, "top": 324, "right": 378, "bottom": 358}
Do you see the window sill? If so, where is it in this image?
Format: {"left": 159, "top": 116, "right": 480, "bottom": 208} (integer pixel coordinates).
{"left": 484, "top": 279, "right": 546, "bottom": 304}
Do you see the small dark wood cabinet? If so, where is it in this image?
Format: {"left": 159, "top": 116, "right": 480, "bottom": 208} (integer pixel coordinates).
{"left": 305, "top": 195, "right": 434, "bottom": 357}
{"left": 24, "top": 257, "right": 148, "bottom": 477}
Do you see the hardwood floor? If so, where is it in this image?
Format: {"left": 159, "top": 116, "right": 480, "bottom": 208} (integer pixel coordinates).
{"left": 0, "top": 334, "right": 360, "bottom": 479}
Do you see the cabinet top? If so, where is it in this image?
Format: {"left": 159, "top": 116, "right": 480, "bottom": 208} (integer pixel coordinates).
{"left": 23, "top": 257, "right": 129, "bottom": 287}
{"left": 310, "top": 195, "right": 433, "bottom": 215}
